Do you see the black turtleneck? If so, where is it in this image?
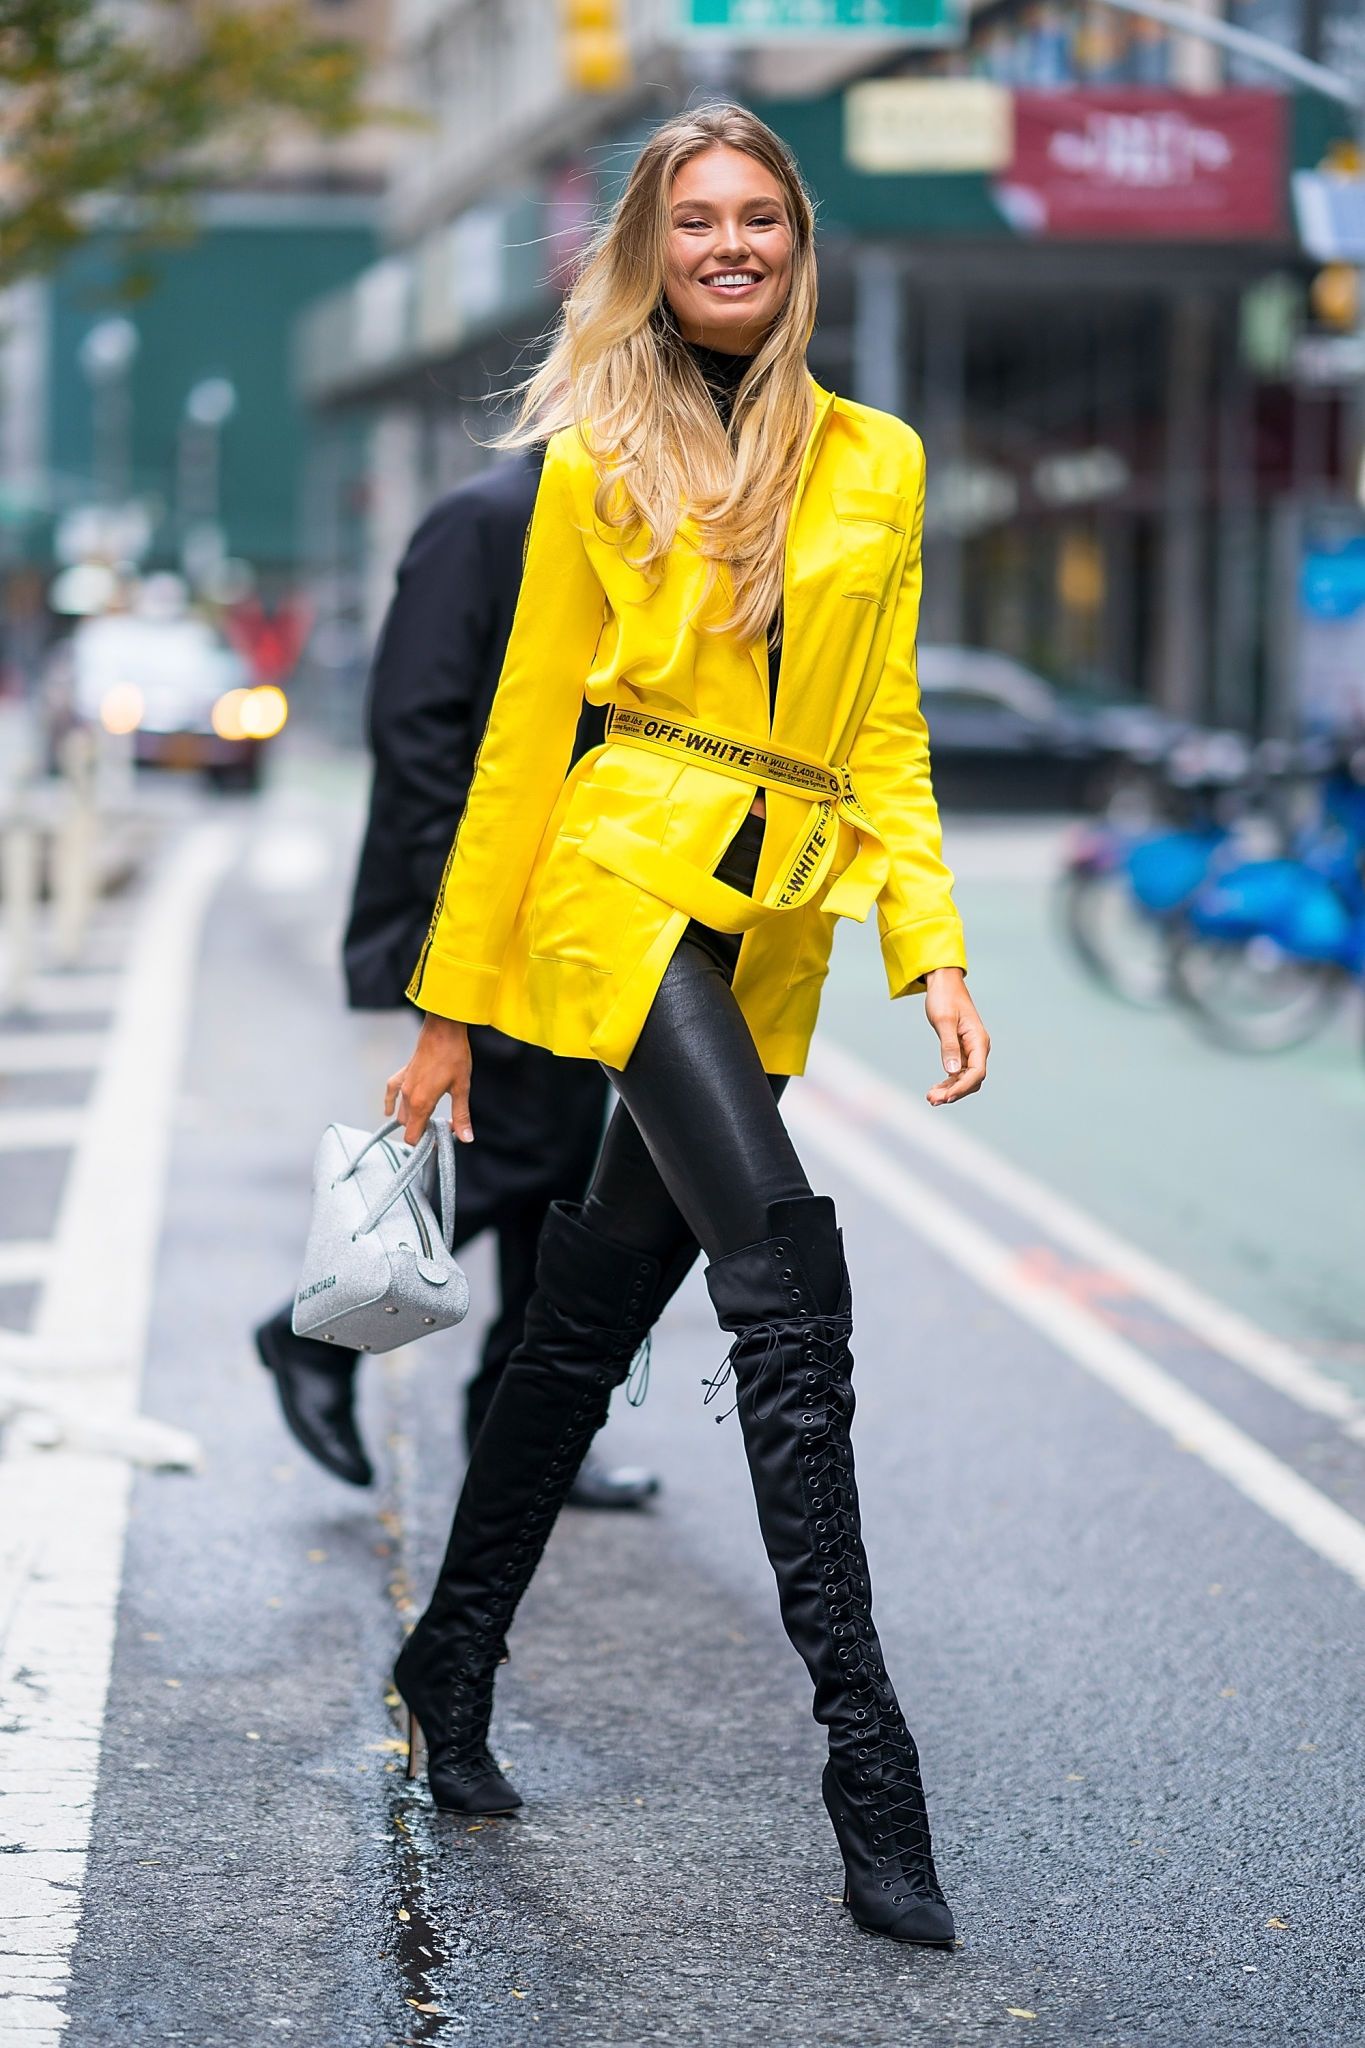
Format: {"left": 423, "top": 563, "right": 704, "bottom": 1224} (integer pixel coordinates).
{"left": 683, "top": 337, "right": 782, "bottom": 716}
{"left": 686, "top": 337, "right": 751, "bottom": 430}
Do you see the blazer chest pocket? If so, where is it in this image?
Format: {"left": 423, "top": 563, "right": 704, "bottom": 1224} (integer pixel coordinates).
{"left": 831, "top": 488, "right": 908, "bottom": 607}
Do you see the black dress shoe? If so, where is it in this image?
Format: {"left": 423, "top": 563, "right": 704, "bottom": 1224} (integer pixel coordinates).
{"left": 254, "top": 1306, "right": 373, "bottom": 1488}
{"left": 565, "top": 1450, "right": 660, "bottom": 1510}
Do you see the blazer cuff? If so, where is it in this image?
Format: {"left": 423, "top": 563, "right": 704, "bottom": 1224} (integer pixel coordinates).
{"left": 406, "top": 951, "right": 500, "bottom": 1024}
{"left": 881, "top": 916, "right": 968, "bottom": 1000}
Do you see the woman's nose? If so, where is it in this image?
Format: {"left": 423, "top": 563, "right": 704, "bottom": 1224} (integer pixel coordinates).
{"left": 710, "top": 223, "right": 749, "bottom": 261}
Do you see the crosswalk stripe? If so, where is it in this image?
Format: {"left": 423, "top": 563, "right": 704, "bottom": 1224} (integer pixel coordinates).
{"left": 0, "top": 1110, "right": 85, "bottom": 1151}
{"left": 0, "top": 1034, "right": 106, "bottom": 1074}
{"left": 0, "top": 1243, "right": 54, "bottom": 1286}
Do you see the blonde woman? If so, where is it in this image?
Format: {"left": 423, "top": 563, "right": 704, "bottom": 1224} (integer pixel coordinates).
{"left": 386, "top": 103, "right": 989, "bottom": 1946}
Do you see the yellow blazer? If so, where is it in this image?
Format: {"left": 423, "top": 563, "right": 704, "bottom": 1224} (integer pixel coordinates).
{"left": 408, "top": 375, "right": 966, "bottom": 1075}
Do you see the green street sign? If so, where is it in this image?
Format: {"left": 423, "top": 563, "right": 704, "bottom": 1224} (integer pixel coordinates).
{"left": 678, "top": 0, "right": 963, "bottom": 38}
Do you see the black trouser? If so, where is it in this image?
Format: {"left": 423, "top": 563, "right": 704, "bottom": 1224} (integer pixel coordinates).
{"left": 582, "top": 809, "right": 811, "bottom": 1263}
{"left": 455, "top": 1030, "right": 607, "bottom": 1445}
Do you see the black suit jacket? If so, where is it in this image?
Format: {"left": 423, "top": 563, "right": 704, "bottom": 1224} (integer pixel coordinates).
{"left": 343, "top": 449, "right": 602, "bottom": 1010}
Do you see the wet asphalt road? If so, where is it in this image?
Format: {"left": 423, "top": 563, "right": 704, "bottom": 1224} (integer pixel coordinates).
{"left": 55, "top": 772, "right": 1365, "bottom": 2046}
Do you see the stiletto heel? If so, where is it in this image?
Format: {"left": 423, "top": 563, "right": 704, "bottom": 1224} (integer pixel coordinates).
{"left": 404, "top": 1705, "right": 424, "bottom": 1782}
{"left": 393, "top": 1657, "right": 522, "bottom": 1815}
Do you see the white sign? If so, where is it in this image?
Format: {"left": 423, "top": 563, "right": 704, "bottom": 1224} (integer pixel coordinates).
{"left": 845, "top": 79, "right": 1012, "bottom": 174}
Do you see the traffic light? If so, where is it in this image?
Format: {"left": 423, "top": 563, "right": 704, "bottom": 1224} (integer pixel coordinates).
{"left": 561, "top": 0, "right": 630, "bottom": 93}
{"left": 1310, "top": 262, "right": 1359, "bottom": 332}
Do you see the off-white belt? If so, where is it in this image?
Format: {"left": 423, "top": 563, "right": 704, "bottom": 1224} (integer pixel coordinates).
{"left": 597, "top": 706, "right": 888, "bottom": 928}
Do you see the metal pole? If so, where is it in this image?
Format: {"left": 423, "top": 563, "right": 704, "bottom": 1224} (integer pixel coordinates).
{"left": 1, "top": 810, "right": 40, "bottom": 1013}
{"left": 1088, "top": 0, "right": 1361, "bottom": 105}
{"left": 51, "top": 728, "right": 99, "bottom": 970}
{"left": 851, "top": 245, "right": 906, "bottom": 420}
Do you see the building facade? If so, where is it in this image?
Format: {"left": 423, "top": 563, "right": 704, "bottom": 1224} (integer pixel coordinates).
{"left": 295, "top": 0, "right": 1362, "bottom": 733}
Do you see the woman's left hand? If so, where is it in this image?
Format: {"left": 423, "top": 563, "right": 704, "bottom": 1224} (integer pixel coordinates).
{"left": 922, "top": 967, "right": 990, "bottom": 1106}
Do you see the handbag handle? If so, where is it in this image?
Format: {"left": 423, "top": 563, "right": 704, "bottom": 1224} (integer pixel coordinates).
{"left": 340, "top": 1118, "right": 459, "bottom": 1249}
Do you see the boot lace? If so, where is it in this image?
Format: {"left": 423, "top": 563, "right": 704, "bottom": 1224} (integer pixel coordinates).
{"left": 798, "top": 1319, "right": 945, "bottom": 1907}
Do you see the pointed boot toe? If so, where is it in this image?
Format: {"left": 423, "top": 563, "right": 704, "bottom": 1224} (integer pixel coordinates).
{"left": 845, "top": 1883, "right": 956, "bottom": 1947}
{"left": 428, "top": 1754, "right": 523, "bottom": 1816}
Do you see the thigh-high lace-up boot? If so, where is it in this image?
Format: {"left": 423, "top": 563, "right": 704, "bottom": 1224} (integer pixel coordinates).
{"left": 395, "top": 1201, "right": 692, "bottom": 1815}
{"left": 705, "top": 1195, "right": 955, "bottom": 1947}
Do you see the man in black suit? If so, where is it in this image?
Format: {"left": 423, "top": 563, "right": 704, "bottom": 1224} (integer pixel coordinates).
{"left": 255, "top": 448, "right": 661, "bottom": 1509}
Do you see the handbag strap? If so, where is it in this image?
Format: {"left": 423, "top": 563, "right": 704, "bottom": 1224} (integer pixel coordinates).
{"left": 341, "top": 1118, "right": 459, "bottom": 1248}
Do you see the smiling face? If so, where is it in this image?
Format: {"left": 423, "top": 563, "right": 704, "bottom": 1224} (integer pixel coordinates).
{"left": 663, "top": 145, "right": 795, "bottom": 356}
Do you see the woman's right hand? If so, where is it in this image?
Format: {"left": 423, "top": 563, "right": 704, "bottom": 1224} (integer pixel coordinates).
{"left": 384, "top": 1014, "right": 474, "bottom": 1146}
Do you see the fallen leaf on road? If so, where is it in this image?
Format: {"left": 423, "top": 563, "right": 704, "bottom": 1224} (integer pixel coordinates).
{"left": 1220, "top": 1688, "right": 1237, "bottom": 1698}
{"left": 1065, "top": 1773, "right": 1084, "bottom": 1782}
{"left": 405, "top": 2001, "right": 443, "bottom": 2015}
{"left": 1265, "top": 1918, "right": 1290, "bottom": 1930}
{"left": 1006, "top": 2009, "right": 1037, "bottom": 2020}
{"left": 141, "top": 1632, "right": 162, "bottom": 1642}
{"left": 511, "top": 1990, "right": 526, "bottom": 1999}
{"left": 368, "top": 1739, "right": 408, "bottom": 1754}
{"left": 307, "top": 1549, "right": 328, "bottom": 1564}
{"left": 245, "top": 1731, "right": 260, "bottom": 1742}
{"left": 396, "top": 1908, "right": 411, "bottom": 1922}
{"left": 165, "top": 1679, "right": 181, "bottom": 1689}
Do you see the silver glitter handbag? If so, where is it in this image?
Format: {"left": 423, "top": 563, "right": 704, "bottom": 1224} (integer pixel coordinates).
{"left": 292, "top": 1118, "right": 470, "bottom": 1354}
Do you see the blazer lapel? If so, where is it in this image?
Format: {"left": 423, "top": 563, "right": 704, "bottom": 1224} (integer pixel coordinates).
{"left": 748, "top": 375, "right": 838, "bottom": 718}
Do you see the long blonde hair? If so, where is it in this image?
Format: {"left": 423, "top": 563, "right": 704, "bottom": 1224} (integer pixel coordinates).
{"left": 495, "top": 104, "right": 818, "bottom": 645}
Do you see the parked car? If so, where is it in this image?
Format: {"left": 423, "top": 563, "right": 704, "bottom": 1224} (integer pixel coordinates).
{"left": 48, "top": 605, "right": 287, "bottom": 792}
{"left": 916, "top": 645, "right": 1184, "bottom": 812}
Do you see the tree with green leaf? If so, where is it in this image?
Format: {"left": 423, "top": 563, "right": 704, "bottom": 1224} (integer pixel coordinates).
{"left": 0, "top": 0, "right": 381, "bottom": 287}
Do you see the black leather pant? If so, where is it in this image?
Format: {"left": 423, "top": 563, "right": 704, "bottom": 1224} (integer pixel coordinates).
{"left": 581, "top": 810, "right": 811, "bottom": 1264}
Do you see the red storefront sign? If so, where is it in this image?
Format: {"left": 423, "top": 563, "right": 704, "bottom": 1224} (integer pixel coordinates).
{"left": 996, "top": 92, "right": 1285, "bottom": 239}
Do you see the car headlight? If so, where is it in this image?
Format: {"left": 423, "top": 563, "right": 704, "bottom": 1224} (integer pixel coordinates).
{"left": 212, "top": 685, "right": 289, "bottom": 743}
{"left": 99, "top": 682, "right": 144, "bottom": 735}
{"left": 240, "top": 685, "right": 289, "bottom": 740}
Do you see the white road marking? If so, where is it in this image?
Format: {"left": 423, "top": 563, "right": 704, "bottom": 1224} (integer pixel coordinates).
{"left": 0, "top": 822, "right": 237, "bottom": 2048}
{"left": 8, "top": 975, "right": 121, "bottom": 1016}
{"left": 245, "top": 824, "right": 332, "bottom": 894}
{"left": 0, "top": 1244, "right": 54, "bottom": 1286}
{"left": 810, "top": 1039, "right": 1365, "bottom": 1440}
{"left": 0, "top": 1034, "right": 105, "bottom": 1075}
{"left": 788, "top": 1088, "right": 1365, "bottom": 1597}
{"left": 0, "top": 1110, "right": 85, "bottom": 1151}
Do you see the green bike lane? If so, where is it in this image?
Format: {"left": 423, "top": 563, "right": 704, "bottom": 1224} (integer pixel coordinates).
{"left": 817, "top": 820, "right": 1365, "bottom": 1407}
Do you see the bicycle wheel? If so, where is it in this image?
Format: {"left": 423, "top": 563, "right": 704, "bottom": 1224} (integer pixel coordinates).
{"left": 1059, "top": 866, "right": 1173, "bottom": 1008}
{"left": 1168, "top": 928, "right": 1346, "bottom": 1053}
